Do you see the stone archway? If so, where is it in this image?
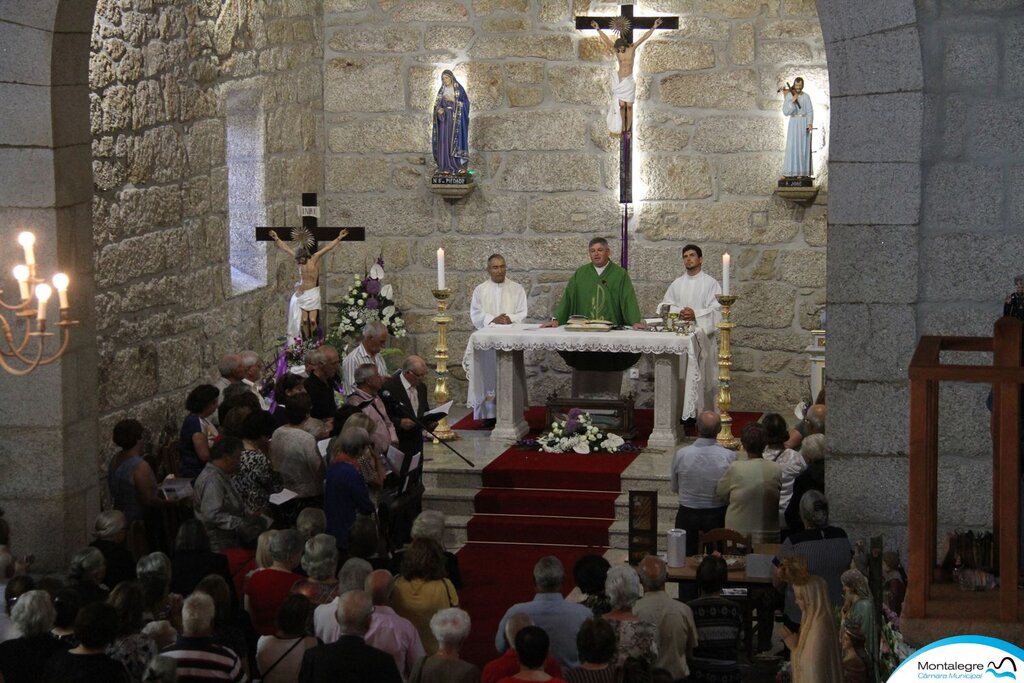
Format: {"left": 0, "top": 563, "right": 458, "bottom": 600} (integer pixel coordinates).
{"left": 0, "top": 0, "right": 930, "bottom": 569}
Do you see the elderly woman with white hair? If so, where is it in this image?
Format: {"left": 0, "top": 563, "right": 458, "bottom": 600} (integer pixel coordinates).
{"left": 773, "top": 490, "right": 852, "bottom": 636}
{"left": 291, "top": 533, "right": 340, "bottom": 605}
{"left": 68, "top": 546, "right": 110, "bottom": 606}
{"left": 601, "top": 564, "right": 657, "bottom": 667}
{"left": 90, "top": 510, "right": 137, "bottom": 591}
{"left": 407, "top": 607, "right": 478, "bottom": 683}
{"left": 0, "top": 589, "right": 64, "bottom": 682}
{"left": 784, "top": 432, "right": 826, "bottom": 533}
{"left": 245, "top": 528, "right": 304, "bottom": 636}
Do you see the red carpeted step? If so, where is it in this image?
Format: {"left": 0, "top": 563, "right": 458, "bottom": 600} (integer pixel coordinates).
{"left": 473, "top": 488, "right": 619, "bottom": 518}
{"left": 467, "top": 514, "right": 612, "bottom": 546}
{"left": 482, "top": 449, "right": 638, "bottom": 491}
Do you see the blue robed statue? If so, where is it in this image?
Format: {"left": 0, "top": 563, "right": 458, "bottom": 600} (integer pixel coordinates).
{"left": 432, "top": 70, "right": 470, "bottom": 176}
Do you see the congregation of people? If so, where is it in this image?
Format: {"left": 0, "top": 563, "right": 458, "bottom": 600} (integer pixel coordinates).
{"left": 0, "top": 240, "right": 905, "bottom": 683}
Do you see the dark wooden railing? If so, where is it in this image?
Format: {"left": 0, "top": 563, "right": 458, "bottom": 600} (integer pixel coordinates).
{"left": 906, "top": 317, "right": 1023, "bottom": 622}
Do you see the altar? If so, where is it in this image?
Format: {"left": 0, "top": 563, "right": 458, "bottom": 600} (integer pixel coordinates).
{"left": 466, "top": 324, "right": 710, "bottom": 451}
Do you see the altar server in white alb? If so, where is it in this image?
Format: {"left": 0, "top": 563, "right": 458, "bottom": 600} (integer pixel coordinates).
{"left": 661, "top": 244, "right": 722, "bottom": 414}
{"left": 466, "top": 254, "right": 527, "bottom": 426}
{"left": 661, "top": 244, "right": 721, "bottom": 336}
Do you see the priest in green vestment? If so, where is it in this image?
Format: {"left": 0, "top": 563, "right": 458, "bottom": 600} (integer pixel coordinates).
{"left": 541, "top": 237, "right": 647, "bottom": 371}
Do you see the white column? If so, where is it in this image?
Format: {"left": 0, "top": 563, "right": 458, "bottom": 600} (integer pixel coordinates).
{"left": 647, "top": 353, "right": 682, "bottom": 452}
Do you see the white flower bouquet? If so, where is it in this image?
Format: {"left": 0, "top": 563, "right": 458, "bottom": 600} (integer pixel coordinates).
{"left": 327, "top": 255, "right": 406, "bottom": 351}
{"left": 524, "top": 408, "right": 633, "bottom": 454}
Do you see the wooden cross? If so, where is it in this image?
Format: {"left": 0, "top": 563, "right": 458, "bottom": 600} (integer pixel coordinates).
{"left": 575, "top": 4, "right": 677, "bottom": 267}
{"left": 254, "top": 192, "right": 366, "bottom": 250}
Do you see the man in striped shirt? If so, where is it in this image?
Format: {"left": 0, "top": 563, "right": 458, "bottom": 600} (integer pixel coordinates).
{"left": 161, "top": 592, "right": 246, "bottom": 682}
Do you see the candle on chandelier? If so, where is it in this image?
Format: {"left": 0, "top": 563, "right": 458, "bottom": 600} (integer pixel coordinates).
{"left": 13, "top": 265, "right": 30, "bottom": 301}
{"left": 437, "top": 247, "right": 446, "bottom": 289}
{"left": 53, "top": 273, "right": 70, "bottom": 309}
{"left": 722, "top": 253, "right": 731, "bottom": 295}
{"left": 18, "top": 232, "right": 36, "bottom": 266}
{"left": 35, "top": 283, "right": 51, "bottom": 322}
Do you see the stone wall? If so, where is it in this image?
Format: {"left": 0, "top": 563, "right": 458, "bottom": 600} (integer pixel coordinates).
{"left": 319, "top": 0, "right": 829, "bottom": 412}
{"left": 90, "top": 0, "right": 324, "bottom": 453}
{"left": 823, "top": 0, "right": 1024, "bottom": 557}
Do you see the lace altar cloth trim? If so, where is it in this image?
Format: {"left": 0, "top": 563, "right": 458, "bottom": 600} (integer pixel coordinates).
{"left": 468, "top": 324, "right": 694, "bottom": 355}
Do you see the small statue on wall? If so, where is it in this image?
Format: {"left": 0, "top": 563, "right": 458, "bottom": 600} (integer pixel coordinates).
{"left": 780, "top": 77, "right": 814, "bottom": 180}
{"left": 431, "top": 70, "right": 470, "bottom": 179}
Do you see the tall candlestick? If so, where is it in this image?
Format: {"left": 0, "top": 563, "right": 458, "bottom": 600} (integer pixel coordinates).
{"left": 437, "top": 248, "right": 446, "bottom": 289}
{"left": 35, "top": 283, "right": 51, "bottom": 322}
{"left": 18, "top": 232, "right": 36, "bottom": 266}
{"left": 13, "top": 265, "right": 30, "bottom": 301}
{"left": 53, "top": 273, "right": 70, "bottom": 309}
{"left": 722, "top": 253, "right": 731, "bottom": 295}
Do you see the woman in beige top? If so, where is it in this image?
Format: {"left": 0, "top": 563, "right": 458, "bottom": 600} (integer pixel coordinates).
{"left": 715, "top": 422, "right": 782, "bottom": 543}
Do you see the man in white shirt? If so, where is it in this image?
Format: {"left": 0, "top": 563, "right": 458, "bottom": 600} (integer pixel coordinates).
{"left": 342, "top": 320, "right": 389, "bottom": 394}
{"left": 670, "top": 411, "right": 736, "bottom": 557}
{"left": 363, "top": 569, "right": 425, "bottom": 679}
{"left": 466, "top": 254, "right": 527, "bottom": 426}
{"left": 239, "top": 350, "right": 269, "bottom": 410}
{"left": 661, "top": 244, "right": 722, "bottom": 415}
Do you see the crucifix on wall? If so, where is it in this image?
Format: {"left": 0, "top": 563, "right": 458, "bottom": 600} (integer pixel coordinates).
{"left": 576, "top": 4, "right": 677, "bottom": 267}
{"left": 255, "top": 192, "right": 365, "bottom": 340}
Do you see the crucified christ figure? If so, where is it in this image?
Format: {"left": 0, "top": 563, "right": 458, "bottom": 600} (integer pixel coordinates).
{"left": 591, "top": 17, "right": 662, "bottom": 135}
{"left": 270, "top": 229, "right": 347, "bottom": 340}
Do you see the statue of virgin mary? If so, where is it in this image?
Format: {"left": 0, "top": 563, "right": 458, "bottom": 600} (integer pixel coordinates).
{"left": 431, "top": 70, "right": 470, "bottom": 176}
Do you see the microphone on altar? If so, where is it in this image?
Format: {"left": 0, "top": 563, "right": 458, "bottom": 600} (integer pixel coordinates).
{"left": 380, "top": 390, "right": 474, "bottom": 468}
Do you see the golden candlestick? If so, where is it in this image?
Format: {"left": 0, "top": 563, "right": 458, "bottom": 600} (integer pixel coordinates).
{"left": 430, "top": 288, "right": 460, "bottom": 441}
{"left": 715, "top": 294, "right": 740, "bottom": 449}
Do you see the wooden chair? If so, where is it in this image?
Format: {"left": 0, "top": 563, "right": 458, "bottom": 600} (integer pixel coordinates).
{"left": 698, "top": 528, "right": 753, "bottom": 556}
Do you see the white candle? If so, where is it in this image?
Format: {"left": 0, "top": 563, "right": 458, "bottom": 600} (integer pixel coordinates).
{"left": 53, "top": 273, "right": 69, "bottom": 309}
{"left": 13, "top": 265, "right": 30, "bottom": 301}
{"left": 437, "top": 247, "right": 446, "bottom": 289}
{"left": 722, "top": 253, "right": 731, "bottom": 295}
{"left": 18, "top": 232, "right": 35, "bottom": 266}
{"left": 35, "top": 283, "right": 51, "bottom": 322}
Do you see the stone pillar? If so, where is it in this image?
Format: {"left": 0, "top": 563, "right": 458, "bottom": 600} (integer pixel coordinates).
{"left": 0, "top": 1, "right": 101, "bottom": 571}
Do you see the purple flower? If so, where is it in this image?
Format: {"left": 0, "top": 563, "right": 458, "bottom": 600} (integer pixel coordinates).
{"left": 366, "top": 296, "right": 379, "bottom": 310}
{"left": 364, "top": 279, "right": 382, "bottom": 296}
{"left": 565, "top": 408, "right": 583, "bottom": 434}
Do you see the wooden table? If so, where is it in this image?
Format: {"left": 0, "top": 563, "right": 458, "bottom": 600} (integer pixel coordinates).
{"left": 667, "top": 558, "right": 776, "bottom": 657}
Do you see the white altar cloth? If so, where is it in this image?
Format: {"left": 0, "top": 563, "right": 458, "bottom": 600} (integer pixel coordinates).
{"left": 466, "top": 324, "right": 709, "bottom": 451}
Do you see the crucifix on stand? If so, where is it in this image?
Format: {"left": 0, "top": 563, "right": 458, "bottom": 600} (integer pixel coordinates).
{"left": 256, "top": 192, "right": 365, "bottom": 340}
{"left": 576, "top": 4, "right": 676, "bottom": 268}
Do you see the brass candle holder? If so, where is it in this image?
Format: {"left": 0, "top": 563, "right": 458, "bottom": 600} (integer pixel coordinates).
{"left": 430, "top": 288, "right": 459, "bottom": 442}
{"left": 715, "top": 294, "right": 740, "bottom": 449}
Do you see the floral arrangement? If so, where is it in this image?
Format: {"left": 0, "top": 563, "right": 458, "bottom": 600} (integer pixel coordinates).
{"left": 327, "top": 256, "right": 406, "bottom": 351}
{"left": 879, "top": 604, "right": 913, "bottom": 679}
{"left": 521, "top": 408, "right": 634, "bottom": 454}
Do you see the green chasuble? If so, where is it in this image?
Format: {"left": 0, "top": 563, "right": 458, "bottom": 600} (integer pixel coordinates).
{"left": 553, "top": 261, "right": 642, "bottom": 371}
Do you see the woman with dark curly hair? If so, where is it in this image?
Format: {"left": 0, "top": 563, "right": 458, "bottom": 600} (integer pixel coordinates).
{"left": 42, "top": 602, "right": 130, "bottom": 683}
{"left": 390, "top": 537, "right": 458, "bottom": 654}
{"left": 566, "top": 617, "right": 617, "bottom": 683}
{"left": 180, "top": 384, "right": 221, "bottom": 479}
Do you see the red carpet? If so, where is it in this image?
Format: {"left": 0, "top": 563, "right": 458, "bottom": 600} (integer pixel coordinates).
{"left": 455, "top": 443, "right": 637, "bottom": 667}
